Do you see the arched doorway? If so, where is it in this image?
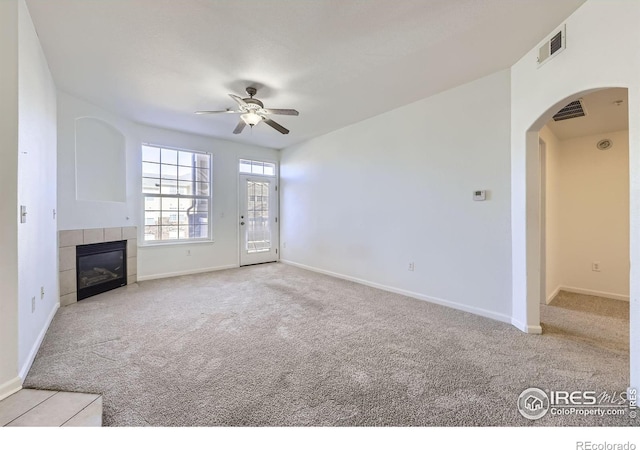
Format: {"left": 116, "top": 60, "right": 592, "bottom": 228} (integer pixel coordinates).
{"left": 536, "top": 89, "right": 630, "bottom": 376}
{"left": 522, "top": 87, "right": 631, "bottom": 378}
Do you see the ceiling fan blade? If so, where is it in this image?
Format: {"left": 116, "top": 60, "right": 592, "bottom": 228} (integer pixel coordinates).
{"left": 262, "top": 117, "right": 290, "bottom": 134}
{"left": 195, "top": 109, "right": 241, "bottom": 114}
{"left": 233, "top": 120, "right": 246, "bottom": 134}
{"left": 262, "top": 108, "right": 299, "bottom": 116}
{"left": 229, "top": 94, "right": 247, "bottom": 107}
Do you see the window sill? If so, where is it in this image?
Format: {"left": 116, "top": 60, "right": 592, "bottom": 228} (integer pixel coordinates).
{"left": 140, "top": 239, "right": 215, "bottom": 248}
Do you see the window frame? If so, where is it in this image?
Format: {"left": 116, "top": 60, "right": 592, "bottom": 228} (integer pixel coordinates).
{"left": 141, "top": 143, "right": 213, "bottom": 245}
{"left": 239, "top": 158, "right": 277, "bottom": 177}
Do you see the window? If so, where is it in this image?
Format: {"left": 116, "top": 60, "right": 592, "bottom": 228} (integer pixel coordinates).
{"left": 142, "top": 144, "right": 211, "bottom": 242}
{"left": 239, "top": 159, "right": 276, "bottom": 176}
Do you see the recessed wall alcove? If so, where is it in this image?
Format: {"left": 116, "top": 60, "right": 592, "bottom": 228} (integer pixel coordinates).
{"left": 75, "top": 117, "right": 126, "bottom": 202}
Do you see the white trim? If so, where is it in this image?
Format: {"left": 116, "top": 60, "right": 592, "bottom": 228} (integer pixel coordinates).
{"left": 0, "top": 377, "right": 22, "bottom": 402}
{"left": 19, "top": 303, "right": 59, "bottom": 381}
{"left": 137, "top": 264, "right": 238, "bottom": 282}
{"left": 280, "top": 260, "right": 512, "bottom": 326}
{"left": 140, "top": 238, "right": 214, "bottom": 248}
{"left": 511, "top": 317, "right": 543, "bottom": 335}
{"left": 546, "top": 285, "right": 561, "bottom": 304}
{"left": 556, "top": 286, "right": 629, "bottom": 302}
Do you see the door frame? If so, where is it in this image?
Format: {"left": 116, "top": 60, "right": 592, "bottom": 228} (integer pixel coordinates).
{"left": 539, "top": 138, "right": 547, "bottom": 305}
{"left": 237, "top": 158, "right": 279, "bottom": 266}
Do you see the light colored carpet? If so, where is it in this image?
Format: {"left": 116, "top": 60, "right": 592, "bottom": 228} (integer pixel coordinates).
{"left": 24, "top": 263, "right": 631, "bottom": 426}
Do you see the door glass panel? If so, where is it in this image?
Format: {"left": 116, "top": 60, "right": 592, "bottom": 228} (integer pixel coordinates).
{"left": 245, "top": 180, "right": 271, "bottom": 253}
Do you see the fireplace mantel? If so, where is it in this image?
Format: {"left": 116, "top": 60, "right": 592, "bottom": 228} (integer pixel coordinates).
{"left": 58, "top": 227, "right": 137, "bottom": 306}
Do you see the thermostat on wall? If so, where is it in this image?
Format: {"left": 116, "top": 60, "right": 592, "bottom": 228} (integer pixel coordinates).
{"left": 473, "top": 190, "right": 486, "bottom": 201}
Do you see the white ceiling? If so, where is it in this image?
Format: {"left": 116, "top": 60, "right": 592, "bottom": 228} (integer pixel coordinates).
{"left": 26, "top": 0, "right": 585, "bottom": 149}
{"left": 546, "top": 88, "right": 629, "bottom": 140}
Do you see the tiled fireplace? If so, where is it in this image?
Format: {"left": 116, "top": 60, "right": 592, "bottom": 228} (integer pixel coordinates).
{"left": 58, "top": 227, "right": 137, "bottom": 306}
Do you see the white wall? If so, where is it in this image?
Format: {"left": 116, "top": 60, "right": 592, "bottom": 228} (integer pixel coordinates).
{"left": 510, "top": 0, "right": 640, "bottom": 386}
{"left": 280, "top": 70, "right": 512, "bottom": 323}
{"left": 57, "top": 92, "right": 278, "bottom": 280}
{"left": 75, "top": 117, "right": 127, "bottom": 203}
{"left": 0, "top": 0, "right": 21, "bottom": 400}
{"left": 16, "top": 0, "right": 59, "bottom": 379}
{"left": 545, "top": 129, "right": 629, "bottom": 301}
{"left": 0, "top": 0, "right": 58, "bottom": 398}
{"left": 57, "top": 92, "right": 138, "bottom": 230}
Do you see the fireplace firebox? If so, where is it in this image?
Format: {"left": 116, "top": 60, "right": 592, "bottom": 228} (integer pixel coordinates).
{"left": 76, "top": 240, "right": 127, "bottom": 300}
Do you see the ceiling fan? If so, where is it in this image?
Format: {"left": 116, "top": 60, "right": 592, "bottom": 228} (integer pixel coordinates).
{"left": 195, "top": 87, "right": 299, "bottom": 135}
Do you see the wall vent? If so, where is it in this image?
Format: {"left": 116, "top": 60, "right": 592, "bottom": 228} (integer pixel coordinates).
{"left": 537, "top": 25, "right": 566, "bottom": 67}
{"left": 552, "top": 99, "right": 586, "bottom": 121}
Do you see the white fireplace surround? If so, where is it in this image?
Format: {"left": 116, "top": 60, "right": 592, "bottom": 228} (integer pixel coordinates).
{"left": 58, "top": 227, "right": 137, "bottom": 306}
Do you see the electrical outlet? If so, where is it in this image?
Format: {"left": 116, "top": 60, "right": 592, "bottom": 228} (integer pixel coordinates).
{"left": 31, "top": 296, "right": 36, "bottom": 313}
{"left": 282, "top": 242, "right": 287, "bottom": 249}
{"left": 592, "top": 262, "right": 601, "bottom": 272}
{"left": 186, "top": 249, "right": 191, "bottom": 256}
{"left": 41, "top": 286, "right": 44, "bottom": 299}
{"left": 408, "top": 262, "right": 415, "bottom": 272}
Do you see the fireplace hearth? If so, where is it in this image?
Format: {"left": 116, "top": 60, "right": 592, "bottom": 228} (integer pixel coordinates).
{"left": 76, "top": 240, "right": 127, "bottom": 300}
{"left": 59, "top": 227, "right": 137, "bottom": 306}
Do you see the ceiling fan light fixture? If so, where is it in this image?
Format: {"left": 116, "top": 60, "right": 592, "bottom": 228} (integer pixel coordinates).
{"left": 241, "top": 112, "right": 262, "bottom": 127}
{"left": 197, "top": 88, "right": 296, "bottom": 134}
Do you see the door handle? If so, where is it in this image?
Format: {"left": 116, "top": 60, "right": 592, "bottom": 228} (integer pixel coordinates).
{"left": 240, "top": 222, "right": 245, "bottom": 225}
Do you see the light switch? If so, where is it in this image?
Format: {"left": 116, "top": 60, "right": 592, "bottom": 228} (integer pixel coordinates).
{"left": 473, "top": 190, "right": 487, "bottom": 201}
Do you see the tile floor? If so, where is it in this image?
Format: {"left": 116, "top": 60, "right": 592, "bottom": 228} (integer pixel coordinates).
{"left": 0, "top": 389, "right": 102, "bottom": 427}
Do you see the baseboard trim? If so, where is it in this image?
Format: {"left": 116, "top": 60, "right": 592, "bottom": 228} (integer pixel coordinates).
{"left": 557, "top": 286, "right": 629, "bottom": 302}
{"left": 19, "top": 302, "right": 59, "bottom": 381}
{"left": 0, "top": 377, "right": 22, "bottom": 401}
{"left": 511, "top": 317, "right": 542, "bottom": 335}
{"left": 547, "top": 285, "right": 561, "bottom": 304}
{"left": 280, "top": 260, "right": 512, "bottom": 326}
{"left": 137, "top": 264, "right": 239, "bottom": 282}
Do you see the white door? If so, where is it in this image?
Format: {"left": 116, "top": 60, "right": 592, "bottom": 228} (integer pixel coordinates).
{"left": 239, "top": 175, "right": 279, "bottom": 266}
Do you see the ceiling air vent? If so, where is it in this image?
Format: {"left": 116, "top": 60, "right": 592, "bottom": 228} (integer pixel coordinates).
{"left": 549, "top": 31, "right": 563, "bottom": 55}
{"left": 537, "top": 25, "right": 566, "bottom": 67}
{"left": 552, "top": 99, "right": 586, "bottom": 121}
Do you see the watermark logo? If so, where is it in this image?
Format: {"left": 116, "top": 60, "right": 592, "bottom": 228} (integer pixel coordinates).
{"left": 518, "top": 387, "right": 638, "bottom": 420}
{"left": 576, "top": 442, "right": 636, "bottom": 450}
{"left": 517, "top": 387, "right": 550, "bottom": 420}
{"left": 629, "top": 387, "right": 637, "bottom": 419}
